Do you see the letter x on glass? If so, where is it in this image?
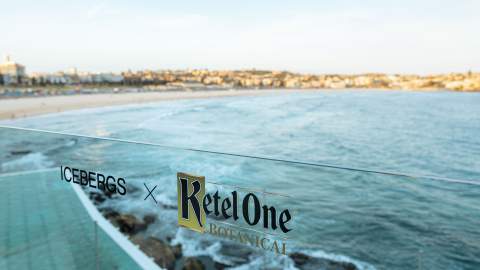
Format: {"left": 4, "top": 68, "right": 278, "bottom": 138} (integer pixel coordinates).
{"left": 144, "top": 183, "right": 157, "bottom": 204}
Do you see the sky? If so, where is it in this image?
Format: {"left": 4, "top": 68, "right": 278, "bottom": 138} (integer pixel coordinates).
{"left": 1, "top": 0, "right": 479, "bottom": 74}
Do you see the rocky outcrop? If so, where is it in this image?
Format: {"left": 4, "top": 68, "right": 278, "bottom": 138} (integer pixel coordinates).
{"left": 131, "top": 236, "right": 177, "bottom": 270}
{"left": 182, "top": 257, "right": 205, "bottom": 270}
{"left": 90, "top": 189, "right": 358, "bottom": 270}
{"left": 111, "top": 214, "right": 148, "bottom": 234}
{"left": 289, "top": 252, "right": 358, "bottom": 270}
{"left": 176, "top": 256, "right": 228, "bottom": 270}
{"left": 87, "top": 184, "right": 141, "bottom": 205}
{"left": 143, "top": 214, "right": 156, "bottom": 226}
{"left": 88, "top": 189, "right": 115, "bottom": 204}
{"left": 172, "top": 244, "right": 182, "bottom": 259}
{"left": 90, "top": 192, "right": 230, "bottom": 270}
{"left": 89, "top": 192, "right": 107, "bottom": 204}
{"left": 100, "top": 208, "right": 154, "bottom": 235}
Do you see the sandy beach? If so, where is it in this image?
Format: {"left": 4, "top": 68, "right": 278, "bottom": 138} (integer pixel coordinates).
{"left": 0, "top": 89, "right": 283, "bottom": 120}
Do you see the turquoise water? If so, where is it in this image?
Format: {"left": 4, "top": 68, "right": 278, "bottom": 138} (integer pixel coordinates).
{"left": 0, "top": 170, "right": 143, "bottom": 270}
{"left": 1, "top": 90, "right": 479, "bottom": 269}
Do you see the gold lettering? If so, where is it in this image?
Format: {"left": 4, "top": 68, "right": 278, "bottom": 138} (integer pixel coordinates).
{"left": 206, "top": 223, "right": 287, "bottom": 257}
{"left": 272, "top": 240, "right": 280, "bottom": 254}
{"left": 260, "top": 238, "right": 270, "bottom": 250}
{"left": 209, "top": 223, "right": 218, "bottom": 235}
{"left": 228, "top": 228, "right": 236, "bottom": 241}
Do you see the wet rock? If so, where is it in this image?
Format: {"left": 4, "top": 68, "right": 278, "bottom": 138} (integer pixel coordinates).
{"left": 182, "top": 257, "right": 205, "bottom": 270}
{"left": 102, "top": 186, "right": 116, "bottom": 198}
{"left": 102, "top": 210, "right": 156, "bottom": 236}
{"left": 111, "top": 214, "right": 147, "bottom": 235}
{"left": 88, "top": 187, "right": 116, "bottom": 204}
{"left": 143, "top": 214, "right": 156, "bottom": 226}
{"left": 89, "top": 192, "right": 106, "bottom": 204}
{"left": 213, "top": 261, "right": 228, "bottom": 270}
{"left": 289, "top": 252, "right": 357, "bottom": 270}
{"left": 290, "top": 252, "right": 310, "bottom": 265}
{"left": 172, "top": 244, "right": 182, "bottom": 259}
{"left": 101, "top": 208, "right": 120, "bottom": 219}
{"left": 132, "top": 236, "right": 176, "bottom": 270}
{"left": 175, "top": 256, "right": 228, "bottom": 270}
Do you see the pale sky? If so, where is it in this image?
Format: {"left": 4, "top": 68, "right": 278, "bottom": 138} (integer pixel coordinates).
{"left": 1, "top": 0, "right": 479, "bottom": 74}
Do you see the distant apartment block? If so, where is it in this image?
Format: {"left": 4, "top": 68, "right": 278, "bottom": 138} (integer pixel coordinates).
{"left": 0, "top": 55, "right": 26, "bottom": 84}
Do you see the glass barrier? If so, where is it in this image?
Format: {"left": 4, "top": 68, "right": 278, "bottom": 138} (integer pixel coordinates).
{"left": 1, "top": 126, "right": 479, "bottom": 270}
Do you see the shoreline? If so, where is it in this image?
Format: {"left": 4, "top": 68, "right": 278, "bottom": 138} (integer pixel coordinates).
{"left": 0, "top": 87, "right": 475, "bottom": 121}
{"left": 0, "top": 89, "right": 285, "bottom": 120}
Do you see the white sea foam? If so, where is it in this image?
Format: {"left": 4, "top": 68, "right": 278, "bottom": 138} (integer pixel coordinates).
{"left": 304, "top": 249, "right": 377, "bottom": 270}
{"left": 228, "top": 255, "right": 296, "bottom": 270}
{"left": 1, "top": 152, "right": 54, "bottom": 172}
{"left": 224, "top": 247, "right": 376, "bottom": 270}
{"left": 171, "top": 223, "right": 377, "bottom": 270}
{"left": 136, "top": 111, "right": 178, "bottom": 129}
{"left": 172, "top": 229, "right": 237, "bottom": 266}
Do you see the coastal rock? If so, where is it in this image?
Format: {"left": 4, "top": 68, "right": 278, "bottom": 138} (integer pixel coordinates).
{"left": 111, "top": 214, "right": 147, "bottom": 235}
{"left": 131, "top": 236, "right": 176, "bottom": 270}
{"left": 89, "top": 192, "right": 106, "bottom": 204}
{"left": 172, "top": 244, "right": 182, "bottom": 259}
{"left": 100, "top": 207, "right": 120, "bottom": 220}
{"left": 213, "top": 261, "right": 228, "bottom": 270}
{"left": 182, "top": 257, "right": 205, "bottom": 270}
{"left": 102, "top": 186, "right": 116, "bottom": 198}
{"left": 290, "top": 252, "right": 310, "bottom": 265}
{"left": 177, "top": 256, "right": 227, "bottom": 270}
{"left": 143, "top": 214, "right": 156, "bottom": 226}
{"left": 87, "top": 188, "right": 115, "bottom": 205}
{"left": 289, "top": 252, "right": 357, "bottom": 270}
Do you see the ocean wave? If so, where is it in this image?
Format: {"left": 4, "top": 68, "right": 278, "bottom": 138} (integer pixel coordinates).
{"left": 304, "top": 249, "right": 377, "bottom": 270}
{"left": 228, "top": 255, "right": 296, "bottom": 270}
{"left": 1, "top": 152, "right": 54, "bottom": 173}
{"left": 172, "top": 229, "right": 235, "bottom": 265}
{"left": 136, "top": 111, "right": 179, "bottom": 129}
{"left": 171, "top": 225, "right": 374, "bottom": 270}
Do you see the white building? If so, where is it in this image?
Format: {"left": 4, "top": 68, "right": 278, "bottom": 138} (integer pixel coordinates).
{"left": 0, "top": 55, "right": 26, "bottom": 84}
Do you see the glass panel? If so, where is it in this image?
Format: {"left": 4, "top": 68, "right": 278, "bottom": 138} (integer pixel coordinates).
{"left": 1, "top": 126, "right": 479, "bottom": 270}
{"left": 2, "top": 91, "right": 478, "bottom": 182}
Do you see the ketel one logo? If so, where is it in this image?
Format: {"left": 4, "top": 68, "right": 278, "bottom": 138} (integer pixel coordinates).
{"left": 176, "top": 172, "right": 293, "bottom": 234}
{"left": 177, "top": 172, "right": 206, "bottom": 233}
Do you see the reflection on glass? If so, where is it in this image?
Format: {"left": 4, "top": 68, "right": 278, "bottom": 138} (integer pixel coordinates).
{"left": 1, "top": 127, "right": 479, "bottom": 270}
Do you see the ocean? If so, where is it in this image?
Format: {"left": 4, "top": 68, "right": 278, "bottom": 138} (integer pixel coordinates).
{"left": 1, "top": 90, "right": 479, "bottom": 270}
